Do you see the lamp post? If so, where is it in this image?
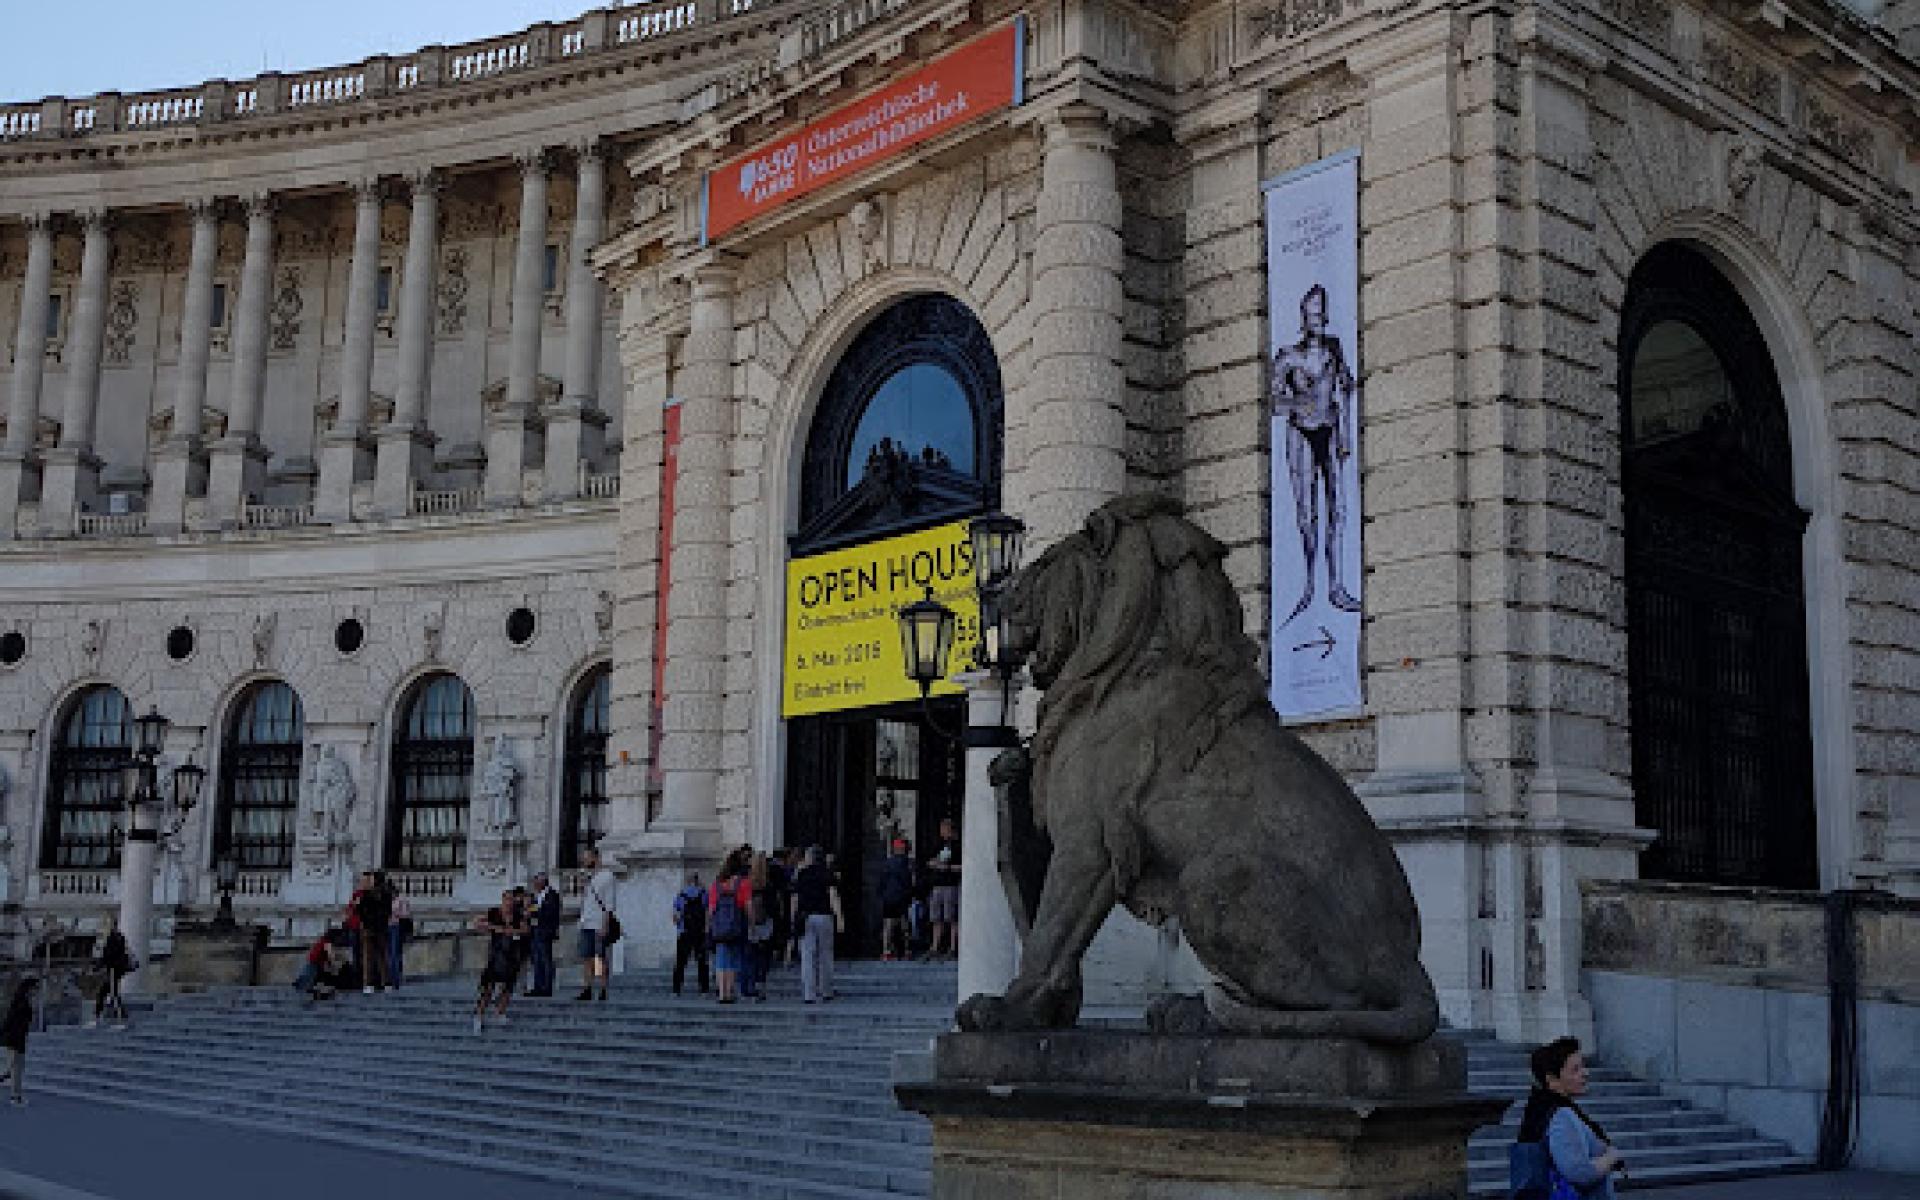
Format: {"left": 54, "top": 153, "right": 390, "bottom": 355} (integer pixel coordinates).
{"left": 897, "top": 512, "right": 1028, "bottom": 1000}
{"left": 115, "top": 708, "right": 205, "bottom": 995}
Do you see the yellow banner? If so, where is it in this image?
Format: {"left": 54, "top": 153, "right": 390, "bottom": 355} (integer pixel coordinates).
{"left": 783, "top": 520, "right": 979, "bottom": 717}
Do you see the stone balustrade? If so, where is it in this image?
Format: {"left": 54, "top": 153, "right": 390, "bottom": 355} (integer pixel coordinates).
{"left": 0, "top": 0, "right": 757, "bottom": 136}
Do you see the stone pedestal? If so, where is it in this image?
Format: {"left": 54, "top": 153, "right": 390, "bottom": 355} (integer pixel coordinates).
{"left": 148, "top": 436, "right": 207, "bottom": 535}
{"left": 38, "top": 446, "right": 100, "bottom": 537}
{"left": 314, "top": 430, "right": 374, "bottom": 523}
{"left": 896, "top": 1032, "right": 1505, "bottom": 1199}
{"left": 372, "top": 424, "right": 437, "bottom": 517}
{"left": 607, "top": 826, "right": 718, "bottom": 974}
{"left": 169, "top": 920, "right": 269, "bottom": 991}
{"left": 0, "top": 450, "right": 37, "bottom": 541}
{"left": 203, "top": 434, "right": 270, "bottom": 529}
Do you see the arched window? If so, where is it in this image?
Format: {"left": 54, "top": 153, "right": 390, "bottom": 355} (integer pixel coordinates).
{"left": 387, "top": 674, "right": 475, "bottom": 871}
{"left": 214, "top": 681, "right": 304, "bottom": 870}
{"left": 41, "top": 686, "right": 132, "bottom": 869}
{"left": 559, "top": 665, "right": 611, "bottom": 868}
{"left": 1620, "top": 243, "right": 1815, "bottom": 889}
{"left": 795, "top": 294, "right": 1003, "bottom": 553}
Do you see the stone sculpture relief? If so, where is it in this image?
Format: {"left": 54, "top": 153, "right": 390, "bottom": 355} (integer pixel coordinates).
{"left": 308, "top": 744, "right": 355, "bottom": 839}
{"left": 480, "top": 735, "right": 520, "bottom": 835}
{"left": 80, "top": 619, "right": 104, "bottom": 663}
{"left": 269, "top": 265, "right": 304, "bottom": 351}
{"left": 252, "top": 611, "right": 277, "bottom": 667}
{"left": 437, "top": 247, "right": 470, "bottom": 337}
{"left": 961, "top": 495, "right": 1439, "bottom": 1043}
{"left": 104, "top": 280, "right": 140, "bottom": 365}
{"left": 594, "top": 589, "right": 615, "bottom": 642}
{"left": 423, "top": 604, "right": 445, "bottom": 662}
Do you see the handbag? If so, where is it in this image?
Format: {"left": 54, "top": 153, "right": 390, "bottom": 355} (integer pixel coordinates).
{"left": 591, "top": 883, "right": 622, "bottom": 948}
{"left": 1508, "top": 1143, "right": 1550, "bottom": 1200}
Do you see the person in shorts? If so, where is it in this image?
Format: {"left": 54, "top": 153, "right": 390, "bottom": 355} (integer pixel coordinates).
{"left": 924, "top": 818, "right": 962, "bottom": 960}
{"left": 577, "top": 845, "right": 617, "bottom": 1001}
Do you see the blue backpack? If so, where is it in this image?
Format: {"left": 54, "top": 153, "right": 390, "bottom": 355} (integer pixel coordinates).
{"left": 710, "top": 883, "right": 746, "bottom": 944}
{"left": 1510, "top": 1142, "right": 1580, "bottom": 1200}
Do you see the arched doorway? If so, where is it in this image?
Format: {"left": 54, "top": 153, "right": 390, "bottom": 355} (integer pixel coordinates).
{"left": 213, "top": 680, "right": 304, "bottom": 870}
{"left": 784, "top": 293, "right": 1002, "bottom": 954}
{"left": 1620, "top": 243, "right": 1818, "bottom": 889}
{"left": 41, "top": 686, "right": 133, "bottom": 869}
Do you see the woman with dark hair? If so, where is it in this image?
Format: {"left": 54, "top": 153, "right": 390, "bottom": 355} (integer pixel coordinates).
{"left": 707, "top": 849, "right": 752, "bottom": 1004}
{"left": 0, "top": 977, "right": 37, "bottom": 1106}
{"left": 92, "top": 916, "right": 135, "bottom": 1028}
{"left": 1518, "top": 1037, "right": 1624, "bottom": 1198}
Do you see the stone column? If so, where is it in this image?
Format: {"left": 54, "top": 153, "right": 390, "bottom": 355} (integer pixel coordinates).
{"left": 485, "top": 149, "right": 551, "bottom": 507}
{"left": 544, "top": 141, "right": 610, "bottom": 500}
{"left": 40, "top": 210, "right": 112, "bottom": 537}
{"left": 654, "top": 258, "right": 734, "bottom": 838}
{"left": 204, "top": 193, "right": 275, "bottom": 528}
{"left": 0, "top": 213, "right": 53, "bottom": 540}
{"left": 957, "top": 671, "right": 1023, "bottom": 1005}
{"left": 315, "top": 178, "right": 384, "bottom": 523}
{"left": 116, "top": 801, "right": 160, "bottom": 998}
{"left": 373, "top": 169, "right": 442, "bottom": 516}
{"left": 1020, "top": 102, "right": 1127, "bottom": 550}
{"left": 150, "top": 198, "right": 220, "bottom": 535}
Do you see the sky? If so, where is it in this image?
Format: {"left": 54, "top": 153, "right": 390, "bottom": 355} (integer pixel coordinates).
{"left": 5, "top": 1, "right": 599, "bottom": 102}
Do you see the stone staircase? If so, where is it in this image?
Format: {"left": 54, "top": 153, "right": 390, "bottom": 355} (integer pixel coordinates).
{"left": 1462, "top": 1033, "right": 1814, "bottom": 1194}
{"left": 29, "top": 962, "right": 1810, "bottom": 1196}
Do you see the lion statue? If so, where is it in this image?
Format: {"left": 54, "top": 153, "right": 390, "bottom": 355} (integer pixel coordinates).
{"left": 957, "top": 494, "right": 1439, "bottom": 1043}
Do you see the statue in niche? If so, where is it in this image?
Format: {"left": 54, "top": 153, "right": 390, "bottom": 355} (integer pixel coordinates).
{"left": 479, "top": 735, "right": 520, "bottom": 835}
{"left": 423, "top": 604, "right": 445, "bottom": 662}
{"left": 80, "top": 619, "right": 104, "bottom": 662}
{"left": 594, "top": 589, "right": 615, "bottom": 642}
{"left": 309, "top": 745, "right": 355, "bottom": 840}
{"left": 961, "top": 495, "right": 1439, "bottom": 1043}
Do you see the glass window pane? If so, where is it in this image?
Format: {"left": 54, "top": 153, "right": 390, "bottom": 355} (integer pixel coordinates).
{"left": 44, "top": 686, "right": 131, "bottom": 869}
{"left": 846, "top": 363, "right": 975, "bottom": 484}
{"left": 1631, "top": 321, "right": 1734, "bottom": 445}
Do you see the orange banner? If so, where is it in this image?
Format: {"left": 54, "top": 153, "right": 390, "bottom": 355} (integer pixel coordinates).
{"left": 704, "top": 20, "right": 1024, "bottom": 242}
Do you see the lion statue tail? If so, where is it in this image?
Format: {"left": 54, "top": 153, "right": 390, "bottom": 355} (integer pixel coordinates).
{"left": 1199, "top": 961, "right": 1442, "bottom": 1045}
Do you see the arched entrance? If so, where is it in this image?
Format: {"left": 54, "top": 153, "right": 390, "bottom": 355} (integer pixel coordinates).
{"left": 784, "top": 293, "right": 1003, "bottom": 954}
{"left": 1620, "top": 243, "right": 1818, "bottom": 889}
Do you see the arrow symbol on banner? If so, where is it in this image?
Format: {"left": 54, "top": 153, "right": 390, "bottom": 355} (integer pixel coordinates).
{"left": 1291, "top": 626, "right": 1337, "bottom": 660}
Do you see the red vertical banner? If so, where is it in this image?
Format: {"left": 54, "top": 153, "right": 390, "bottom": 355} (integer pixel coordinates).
{"left": 649, "top": 400, "right": 682, "bottom": 794}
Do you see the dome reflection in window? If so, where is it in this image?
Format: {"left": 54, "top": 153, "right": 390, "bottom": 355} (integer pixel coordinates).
{"left": 846, "top": 363, "right": 975, "bottom": 484}
{"left": 1630, "top": 320, "right": 1735, "bottom": 445}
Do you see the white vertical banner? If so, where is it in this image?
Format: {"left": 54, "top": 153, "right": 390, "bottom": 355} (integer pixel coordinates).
{"left": 1264, "top": 151, "right": 1363, "bottom": 718}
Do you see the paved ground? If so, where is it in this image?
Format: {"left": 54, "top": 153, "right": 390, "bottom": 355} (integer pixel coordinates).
{"left": 1636, "top": 1171, "right": 1920, "bottom": 1198}
{"left": 0, "top": 1092, "right": 590, "bottom": 1200}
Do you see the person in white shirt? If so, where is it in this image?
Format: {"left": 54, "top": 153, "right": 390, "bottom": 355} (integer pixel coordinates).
{"left": 577, "top": 846, "right": 618, "bottom": 1001}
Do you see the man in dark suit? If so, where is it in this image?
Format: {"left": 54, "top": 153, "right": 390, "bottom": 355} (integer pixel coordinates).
{"left": 526, "top": 872, "right": 563, "bottom": 997}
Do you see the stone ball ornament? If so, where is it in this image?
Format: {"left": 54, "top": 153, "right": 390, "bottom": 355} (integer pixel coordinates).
{"left": 961, "top": 494, "right": 1440, "bottom": 1043}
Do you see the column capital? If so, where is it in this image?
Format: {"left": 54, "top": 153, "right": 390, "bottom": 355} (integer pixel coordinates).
{"left": 240, "top": 191, "right": 276, "bottom": 221}
{"left": 1041, "top": 99, "right": 1119, "bottom": 151}
{"left": 74, "top": 207, "right": 113, "bottom": 234}
{"left": 403, "top": 167, "right": 445, "bottom": 199}
{"left": 514, "top": 146, "right": 556, "bottom": 179}
{"left": 349, "top": 175, "right": 387, "bottom": 206}
{"left": 684, "top": 252, "right": 742, "bottom": 299}
{"left": 18, "top": 210, "right": 55, "bottom": 236}
{"left": 569, "top": 135, "right": 608, "bottom": 163}
{"left": 183, "top": 195, "right": 223, "bottom": 223}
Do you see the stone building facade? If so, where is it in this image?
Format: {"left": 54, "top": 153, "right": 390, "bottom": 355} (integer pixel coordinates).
{"left": 2, "top": 0, "right": 1918, "bottom": 1158}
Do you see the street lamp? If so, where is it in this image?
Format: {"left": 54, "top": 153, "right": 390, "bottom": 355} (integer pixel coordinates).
{"left": 895, "top": 510, "right": 1029, "bottom": 732}
{"left": 114, "top": 707, "right": 203, "bottom": 995}
{"left": 898, "top": 585, "right": 958, "bottom": 701}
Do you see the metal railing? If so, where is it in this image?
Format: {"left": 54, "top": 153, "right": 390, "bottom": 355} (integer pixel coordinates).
{"left": 389, "top": 872, "right": 459, "bottom": 900}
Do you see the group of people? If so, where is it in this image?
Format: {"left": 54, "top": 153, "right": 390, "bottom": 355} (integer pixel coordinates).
{"left": 671, "top": 843, "right": 847, "bottom": 1006}
{"left": 289, "top": 847, "right": 621, "bottom": 1032}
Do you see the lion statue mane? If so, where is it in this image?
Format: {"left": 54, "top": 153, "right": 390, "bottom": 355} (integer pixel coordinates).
{"left": 957, "top": 494, "right": 1439, "bottom": 1043}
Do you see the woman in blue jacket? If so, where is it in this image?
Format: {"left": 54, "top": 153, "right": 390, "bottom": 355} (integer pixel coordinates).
{"left": 1517, "top": 1037, "right": 1625, "bottom": 1198}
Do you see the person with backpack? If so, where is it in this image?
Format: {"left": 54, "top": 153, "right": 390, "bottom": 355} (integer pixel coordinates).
{"left": 0, "top": 977, "right": 36, "bottom": 1106}
{"left": 671, "top": 873, "right": 710, "bottom": 995}
{"left": 707, "top": 851, "right": 751, "bottom": 1004}
{"left": 1512, "top": 1036, "right": 1624, "bottom": 1199}
{"left": 577, "top": 845, "right": 619, "bottom": 1002}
